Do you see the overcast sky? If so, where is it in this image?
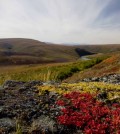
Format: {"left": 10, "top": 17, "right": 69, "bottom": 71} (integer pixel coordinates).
{"left": 0, "top": 0, "right": 120, "bottom": 44}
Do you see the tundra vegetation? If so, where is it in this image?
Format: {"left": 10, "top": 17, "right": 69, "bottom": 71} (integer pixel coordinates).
{"left": 0, "top": 56, "right": 106, "bottom": 85}
{"left": 0, "top": 45, "right": 120, "bottom": 133}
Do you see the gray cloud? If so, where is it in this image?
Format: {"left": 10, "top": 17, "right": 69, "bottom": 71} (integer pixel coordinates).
{"left": 0, "top": 0, "right": 120, "bottom": 44}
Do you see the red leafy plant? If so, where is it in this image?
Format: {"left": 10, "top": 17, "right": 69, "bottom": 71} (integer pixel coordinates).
{"left": 56, "top": 92, "right": 120, "bottom": 134}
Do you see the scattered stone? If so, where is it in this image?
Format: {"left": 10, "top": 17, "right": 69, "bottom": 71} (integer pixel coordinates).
{"left": 97, "top": 92, "right": 108, "bottom": 101}
{"left": 30, "top": 115, "right": 57, "bottom": 134}
{"left": 3, "top": 80, "right": 25, "bottom": 88}
{"left": 0, "top": 80, "right": 61, "bottom": 133}
{"left": 0, "top": 86, "right": 4, "bottom": 90}
{"left": 0, "top": 118, "right": 15, "bottom": 133}
{"left": 43, "top": 81, "right": 60, "bottom": 86}
{"left": 81, "top": 74, "right": 120, "bottom": 84}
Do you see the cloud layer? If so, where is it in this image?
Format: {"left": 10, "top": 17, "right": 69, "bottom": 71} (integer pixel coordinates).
{"left": 0, "top": 0, "right": 120, "bottom": 44}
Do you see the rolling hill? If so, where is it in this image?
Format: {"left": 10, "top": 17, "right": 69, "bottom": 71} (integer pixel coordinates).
{"left": 76, "top": 44, "right": 120, "bottom": 53}
{"left": 0, "top": 38, "right": 120, "bottom": 65}
{"left": 0, "top": 38, "right": 79, "bottom": 65}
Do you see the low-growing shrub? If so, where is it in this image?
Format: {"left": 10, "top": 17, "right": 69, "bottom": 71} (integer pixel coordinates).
{"left": 56, "top": 92, "right": 120, "bottom": 134}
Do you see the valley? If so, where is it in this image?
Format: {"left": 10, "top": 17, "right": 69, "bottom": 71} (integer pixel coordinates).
{"left": 0, "top": 38, "right": 120, "bottom": 134}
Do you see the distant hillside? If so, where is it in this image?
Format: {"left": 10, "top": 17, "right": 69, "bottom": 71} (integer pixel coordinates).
{"left": 0, "top": 38, "right": 79, "bottom": 65}
{"left": 0, "top": 38, "right": 120, "bottom": 65}
{"left": 76, "top": 44, "right": 120, "bottom": 53}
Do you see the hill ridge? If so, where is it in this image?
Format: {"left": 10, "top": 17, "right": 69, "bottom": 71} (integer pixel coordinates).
{"left": 0, "top": 38, "right": 120, "bottom": 65}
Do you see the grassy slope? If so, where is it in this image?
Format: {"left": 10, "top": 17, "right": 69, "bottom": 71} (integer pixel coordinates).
{"left": 0, "top": 56, "right": 106, "bottom": 84}
{"left": 65, "top": 53, "right": 120, "bottom": 83}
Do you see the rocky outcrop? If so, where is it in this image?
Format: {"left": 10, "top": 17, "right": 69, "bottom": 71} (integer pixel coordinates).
{"left": 0, "top": 76, "right": 120, "bottom": 133}
{"left": 81, "top": 74, "right": 120, "bottom": 84}
{"left": 0, "top": 80, "right": 61, "bottom": 133}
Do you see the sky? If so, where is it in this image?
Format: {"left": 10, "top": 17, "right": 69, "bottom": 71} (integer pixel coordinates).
{"left": 0, "top": 0, "right": 120, "bottom": 44}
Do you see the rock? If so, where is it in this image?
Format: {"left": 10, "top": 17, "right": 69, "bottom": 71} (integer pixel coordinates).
{"left": 0, "top": 86, "right": 4, "bottom": 90}
{"left": 91, "top": 77, "right": 99, "bottom": 81}
{"left": 43, "top": 81, "right": 60, "bottom": 86}
{"left": 82, "top": 78, "right": 91, "bottom": 82}
{"left": 18, "top": 86, "right": 27, "bottom": 93}
{"left": 81, "top": 74, "right": 120, "bottom": 84}
{"left": 27, "top": 80, "right": 43, "bottom": 87}
{"left": 97, "top": 92, "right": 107, "bottom": 101}
{"left": 3, "top": 80, "right": 25, "bottom": 88}
{"left": 30, "top": 115, "right": 57, "bottom": 134}
{"left": 0, "top": 118, "right": 16, "bottom": 133}
{"left": 0, "top": 80, "right": 60, "bottom": 133}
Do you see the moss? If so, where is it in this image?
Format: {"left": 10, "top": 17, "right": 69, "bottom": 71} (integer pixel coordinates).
{"left": 38, "top": 82, "right": 120, "bottom": 101}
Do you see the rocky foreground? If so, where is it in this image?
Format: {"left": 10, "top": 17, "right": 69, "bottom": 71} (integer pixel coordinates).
{"left": 0, "top": 74, "right": 120, "bottom": 134}
{"left": 0, "top": 80, "right": 60, "bottom": 134}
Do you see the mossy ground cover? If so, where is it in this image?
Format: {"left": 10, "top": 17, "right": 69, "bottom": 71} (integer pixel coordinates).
{"left": 1, "top": 80, "right": 120, "bottom": 133}
{"left": 38, "top": 82, "right": 120, "bottom": 101}
{"left": 37, "top": 82, "right": 120, "bottom": 133}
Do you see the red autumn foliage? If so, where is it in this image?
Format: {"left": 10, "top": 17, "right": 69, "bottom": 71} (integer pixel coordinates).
{"left": 56, "top": 100, "right": 65, "bottom": 106}
{"left": 56, "top": 92, "right": 120, "bottom": 134}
